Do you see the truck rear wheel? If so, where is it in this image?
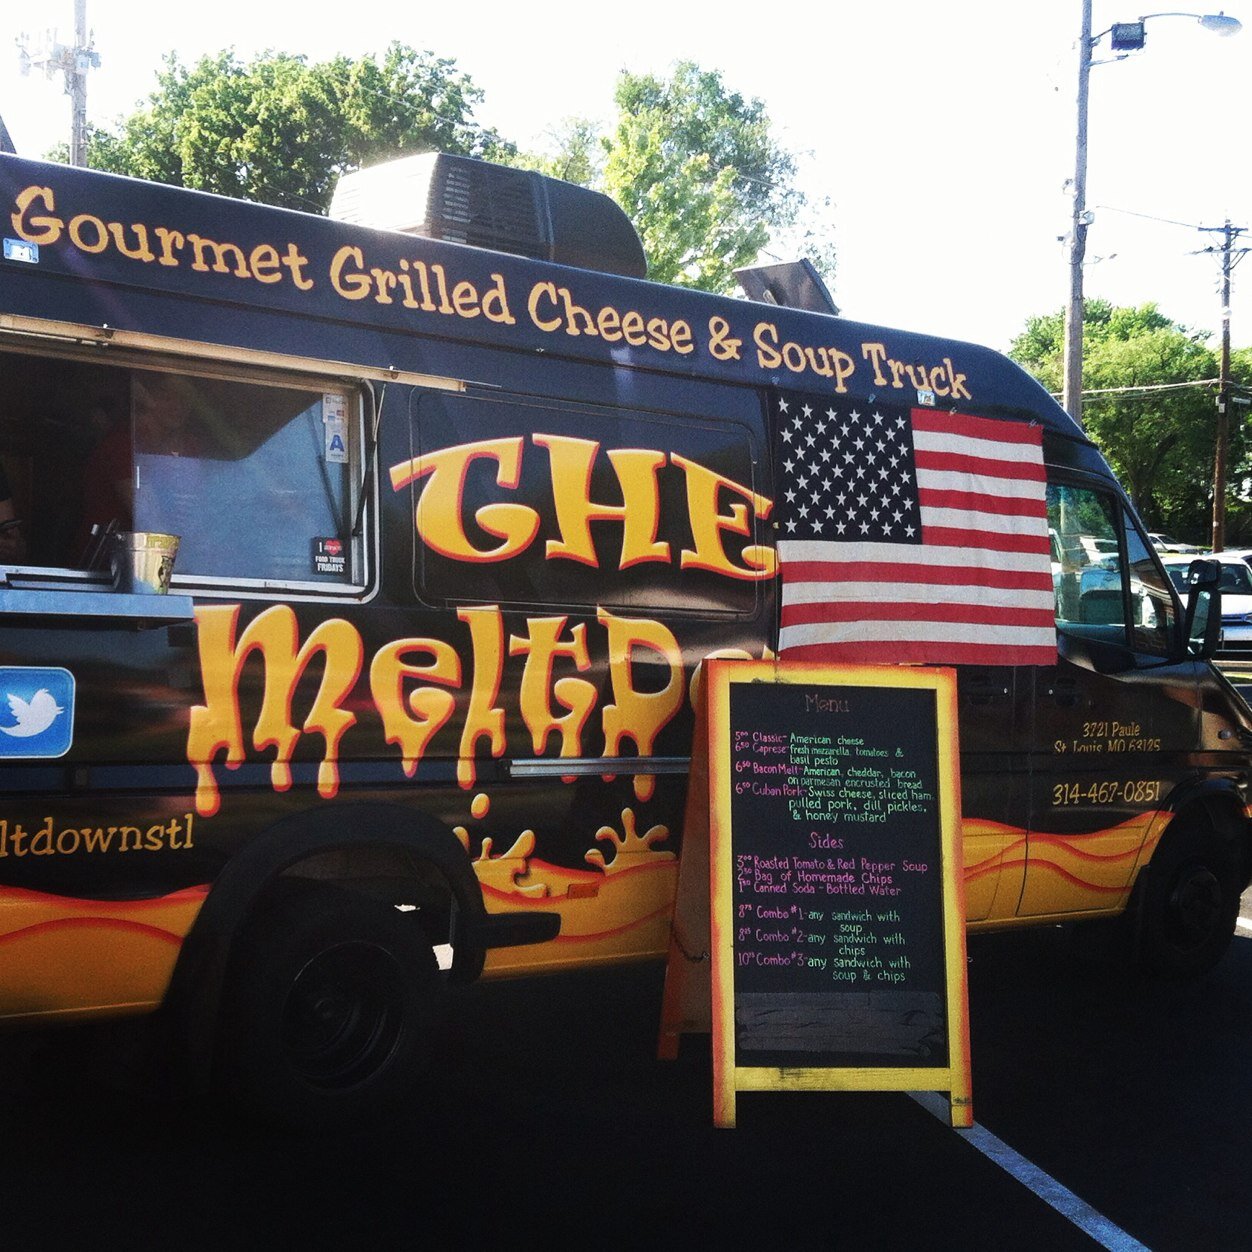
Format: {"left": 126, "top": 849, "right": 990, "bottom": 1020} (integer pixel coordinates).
{"left": 1136, "top": 816, "right": 1241, "bottom": 980}
{"left": 218, "top": 885, "right": 445, "bottom": 1130}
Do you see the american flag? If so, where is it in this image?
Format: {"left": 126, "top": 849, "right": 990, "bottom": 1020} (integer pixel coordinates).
{"left": 773, "top": 391, "right": 1057, "bottom": 665}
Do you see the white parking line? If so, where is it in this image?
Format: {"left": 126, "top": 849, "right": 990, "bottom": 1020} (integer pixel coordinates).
{"left": 1237, "top": 917, "right": 1252, "bottom": 934}
{"left": 910, "top": 1091, "right": 1150, "bottom": 1251}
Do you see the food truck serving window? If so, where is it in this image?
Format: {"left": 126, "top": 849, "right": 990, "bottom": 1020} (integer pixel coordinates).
{"left": 0, "top": 346, "right": 366, "bottom": 594}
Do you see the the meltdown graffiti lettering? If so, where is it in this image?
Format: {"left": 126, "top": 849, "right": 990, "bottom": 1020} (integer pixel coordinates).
{"left": 188, "top": 603, "right": 687, "bottom": 818}
{"left": 188, "top": 436, "right": 768, "bottom": 817}
{"left": 388, "top": 433, "right": 775, "bottom": 579}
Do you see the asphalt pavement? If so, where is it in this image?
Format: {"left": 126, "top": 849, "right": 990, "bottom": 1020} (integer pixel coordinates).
{"left": 2, "top": 905, "right": 1251, "bottom": 1249}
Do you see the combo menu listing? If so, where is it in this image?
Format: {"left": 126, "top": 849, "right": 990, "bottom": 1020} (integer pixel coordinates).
{"left": 727, "top": 679, "right": 949, "bottom": 1070}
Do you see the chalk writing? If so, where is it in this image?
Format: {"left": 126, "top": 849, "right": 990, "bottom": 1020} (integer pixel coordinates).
{"left": 725, "top": 681, "right": 949, "bottom": 1067}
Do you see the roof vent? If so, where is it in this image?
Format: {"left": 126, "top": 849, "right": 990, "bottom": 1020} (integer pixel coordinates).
{"left": 330, "top": 153, "right": 647, "bottom": 280}
{"left": 735, "top": 259, "right": 839, "bottom": 315}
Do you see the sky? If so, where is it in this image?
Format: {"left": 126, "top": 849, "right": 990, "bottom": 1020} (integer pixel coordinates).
{"left": 0, "top": 0, "right": 1249, "bottom": 355}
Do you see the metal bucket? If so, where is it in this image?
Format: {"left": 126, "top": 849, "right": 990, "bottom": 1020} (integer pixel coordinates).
{"left": 111, "top": 532, "right": 180, "bottom": 595}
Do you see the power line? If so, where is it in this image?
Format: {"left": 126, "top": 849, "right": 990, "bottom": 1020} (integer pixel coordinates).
{"left": 1049, "top": 378, "right": 1224, "bottom": 400}
{"left": 1094, "top": 203, "right": 1218, "bottom": 231}
{"left": 1087, "top": 378, "right": 1221, "bottom": 397}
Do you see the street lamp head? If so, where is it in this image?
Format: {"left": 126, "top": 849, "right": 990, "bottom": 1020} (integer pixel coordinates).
{"left": 1105, "top": 12, "right": 1243, "bottom": 50}
{"left": 1198, "top": 12, "right": 1242, "bottom": 35}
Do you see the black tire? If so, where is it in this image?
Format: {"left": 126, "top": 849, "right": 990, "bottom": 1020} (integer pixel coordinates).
{"left": 1135, "top": 816, "right": 1242, "bottom": 980}
{"left": 217, "top": 886, "right": 445, "bottom": 1130}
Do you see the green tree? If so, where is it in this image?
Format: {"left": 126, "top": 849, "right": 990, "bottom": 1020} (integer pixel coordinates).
{"left": 74, "top": 49, "right": 833, "bottom": 300}
{"left": 73, "top": 44, "right": 511, "bottom": 213}
{"left": 1010, "top": 301, "right": 1225, "bottom": 541}
{"left": 518, "top": 117, "right": 605, "bottom": 187}
{"left": 604, "top": 63, "right": 805, "bottom": 292}
{"left": 523, "top": 63, "right": 835, "bottom": 296}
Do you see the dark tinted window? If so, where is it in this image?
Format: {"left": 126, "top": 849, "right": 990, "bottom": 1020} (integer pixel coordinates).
{"left": 403, "top": 390, "right": 770, "bottom": 616}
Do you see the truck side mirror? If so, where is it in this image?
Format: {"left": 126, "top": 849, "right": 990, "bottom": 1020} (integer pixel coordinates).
{"left": 1183, "top": 558, "right": 1223, "bottom": 658}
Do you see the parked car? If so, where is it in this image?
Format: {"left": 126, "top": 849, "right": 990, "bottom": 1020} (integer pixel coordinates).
{"left": 1161, "top": 554, "right": 1252, "bottom": 653}
{"left": 1150, "top": 532, "right": 1204, "bottom": 554}
{"left": 1216, "top": 547, "right": 1252, "bottom": 572}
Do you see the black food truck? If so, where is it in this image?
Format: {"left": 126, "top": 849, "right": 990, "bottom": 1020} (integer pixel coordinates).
{"left": 0, "top": 150, "right": 1246, "bottom": 1125}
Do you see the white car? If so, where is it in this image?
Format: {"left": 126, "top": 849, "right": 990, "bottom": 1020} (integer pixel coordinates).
{"left": 1150, "top": 532, "right": 1204, "bottom": 554}
{"left": 1160, "top": 554, "right": 1252, "bottom": 653}
{"left": 1215, "top": 548, "right": 1252, "bottom": 572}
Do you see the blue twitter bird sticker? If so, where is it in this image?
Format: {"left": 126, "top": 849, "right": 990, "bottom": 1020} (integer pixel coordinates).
{"left": 0, "top": 667, "right": 74, "bottom": 758}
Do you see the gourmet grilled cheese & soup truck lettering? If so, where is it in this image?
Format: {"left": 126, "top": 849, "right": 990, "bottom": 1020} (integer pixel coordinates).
{"left": 0, "top": 152, "right": 1248, "bottom": 1126}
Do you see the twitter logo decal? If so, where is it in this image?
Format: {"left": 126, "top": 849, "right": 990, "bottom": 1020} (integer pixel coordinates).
{"left": 0, "top": 668, "right": 74, "bottom": 758}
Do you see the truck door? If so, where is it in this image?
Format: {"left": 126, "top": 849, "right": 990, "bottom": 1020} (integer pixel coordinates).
{"left": 957, "top": 663, "right": 1028, "bottom": 922}
{"left": 1022, "top": 478, "right": 1194, "bottom": 918}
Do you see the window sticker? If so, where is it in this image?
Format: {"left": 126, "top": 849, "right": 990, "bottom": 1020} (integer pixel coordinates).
{"left": 323, "top": 393, "right": 349, "bottom": 464}
{"left": 312, "top": 537, "right": 347, "bottom": 577}
{"left": 0, "top": 667, "right": 75, "bottom": 758}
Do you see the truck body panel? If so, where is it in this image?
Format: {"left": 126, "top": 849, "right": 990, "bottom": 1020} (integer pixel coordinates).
{"left": 0, "top": 154, "right": 1247, "bottom": 1040}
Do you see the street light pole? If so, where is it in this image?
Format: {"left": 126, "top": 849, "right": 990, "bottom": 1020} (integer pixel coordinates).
{"left": 1060, "top": 6, "right": 1241, "bottom": 426}
{"left": 1062, "top": 0, "right": 1094, "bottom": 425}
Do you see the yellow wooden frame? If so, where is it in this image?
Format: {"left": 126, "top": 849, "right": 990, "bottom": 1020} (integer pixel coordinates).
{"left": 707, "top": 659, "right": 972, "bottom": 1129}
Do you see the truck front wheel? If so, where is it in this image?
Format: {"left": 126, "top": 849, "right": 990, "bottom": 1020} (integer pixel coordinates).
{"left": 218, "top": 886, "right": 445, "bottom": 1129}
{"left": 1136, "top": 816, "right": 1241, "bottom": 980}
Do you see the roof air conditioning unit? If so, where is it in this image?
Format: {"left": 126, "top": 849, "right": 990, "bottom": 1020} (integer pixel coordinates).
{"left": 330, "top": 152, "right": 647, "bottom": 280}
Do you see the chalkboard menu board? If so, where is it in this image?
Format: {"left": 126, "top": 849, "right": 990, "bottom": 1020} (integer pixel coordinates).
{"left": 707, "top": 660, "right": 971, "bottom": 1129}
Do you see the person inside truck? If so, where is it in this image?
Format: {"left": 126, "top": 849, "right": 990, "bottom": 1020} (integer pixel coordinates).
{"left": 132, "top": 371, "right": 203, "bottom": 457}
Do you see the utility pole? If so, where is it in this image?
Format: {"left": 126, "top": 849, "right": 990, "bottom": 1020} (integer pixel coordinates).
{"left": 16, "top": 0, "right": 100, "bottom": 167}
{"left": 1202, "top": 220, "right": 1249, "bottom": 551}
{"left": 68, "top": 0, "right": 89, "bottom": 167}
